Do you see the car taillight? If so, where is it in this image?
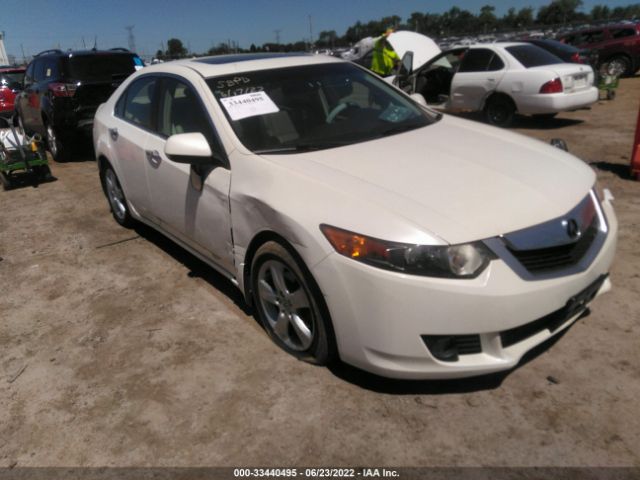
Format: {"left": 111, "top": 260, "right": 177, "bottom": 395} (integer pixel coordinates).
{"left": 540, "top": 78, "right": 563, "bottom": 94}
{"left": 571, "top": 52, "right": 583, "bottom": 63}
{"left": 0, "top": 87, "right": 6, "bottom": 102}
{"left": 48, "top": 82, "right": 77, "bottom": 97}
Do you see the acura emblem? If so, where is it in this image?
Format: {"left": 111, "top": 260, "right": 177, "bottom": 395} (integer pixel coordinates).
{"left": 563, "top": 219, "right": 581, "bottom": 240}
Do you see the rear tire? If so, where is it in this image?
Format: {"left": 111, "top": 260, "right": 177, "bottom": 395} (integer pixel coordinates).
{"left": 251, "top": 241, "right": 336, "bottom": 366}
{"left": 484, "top": 95, "right": 516, "bottom": 128}
{"left": 45, "top": 123, "right": 71, "bottom": 162}
{"left": 101, "top": 164, "right": 134, "bottom": 228}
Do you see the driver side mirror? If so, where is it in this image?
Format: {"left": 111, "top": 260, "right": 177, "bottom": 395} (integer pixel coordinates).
{"left": 165, "top": 132, "right": 224, "bottom": 166}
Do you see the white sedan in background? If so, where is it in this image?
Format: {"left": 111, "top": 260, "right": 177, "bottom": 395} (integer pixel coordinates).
{"left": 396, "top": 42, "right": 598, "bottom": 127}
{"left": 93, "top": 53, "right": 616, "bottom": 379}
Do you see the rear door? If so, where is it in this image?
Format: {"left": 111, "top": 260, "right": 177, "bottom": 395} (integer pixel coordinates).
{"left": 144, "top": 75, "right": 233, "bottom": 271}
{"left": 450, "top": 48, "right": 506, "bottom": 111}
{"left": 111, "top": 75, "right": 158, "bottom": 217}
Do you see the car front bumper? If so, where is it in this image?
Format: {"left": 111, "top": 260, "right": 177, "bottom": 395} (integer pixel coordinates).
{"left": 516, "top": 86, "right": 599, "bottom": 115}
{"left": 311, "top": 196, "right": 618, "bottom": 379}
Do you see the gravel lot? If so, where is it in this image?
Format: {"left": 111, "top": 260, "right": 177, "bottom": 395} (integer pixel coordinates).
{"left": 1, "top": 77, "right": 639, "bottom": 468}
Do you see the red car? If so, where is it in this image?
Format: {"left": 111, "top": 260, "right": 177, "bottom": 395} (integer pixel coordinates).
{"left": 558, "top": 22, "right": 640, "bottom": 76}
{"left": 0, "top": 67, "right": 26, "bottom": 118}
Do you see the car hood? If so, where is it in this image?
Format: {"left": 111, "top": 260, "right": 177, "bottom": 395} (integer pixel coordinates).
{"left": 263, "top": 115, "right": 595, "bottom": 245}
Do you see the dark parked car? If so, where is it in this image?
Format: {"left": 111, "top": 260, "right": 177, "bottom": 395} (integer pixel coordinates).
{"left": 557, "top": 22, "right": 640, "bottom": 76}
{"left": 16, "top": 48, "right": 143, "bottom": 161}
{"left": 0, "top": 67, "right": 25, "bottom": 118}
{"left": 521, "top": 38, "right": 593, "bottom": 65}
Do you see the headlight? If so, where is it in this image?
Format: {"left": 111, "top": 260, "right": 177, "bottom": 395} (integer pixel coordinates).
{"left": 320, "top": 224, "right": 495, "bottom": 278}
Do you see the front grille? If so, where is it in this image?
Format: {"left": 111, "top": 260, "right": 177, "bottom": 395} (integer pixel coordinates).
{"left": 500, "top": 274, "right": 607, "bottom": 348}
{"left": 507, "top": 216, "right": 599, "bottom": 274}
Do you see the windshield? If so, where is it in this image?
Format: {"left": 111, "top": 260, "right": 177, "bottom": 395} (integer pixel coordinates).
{"left": 506, "top": 45, "right": 564, "bottom": 68}
{"left": 65, "top": 54, "right": 138, "bottom": 82}
{"left": 0, "top": 72, "right": 24, "bottom": 90}
{"left": 207, "top": 62, "right": 437, "bottom": 154}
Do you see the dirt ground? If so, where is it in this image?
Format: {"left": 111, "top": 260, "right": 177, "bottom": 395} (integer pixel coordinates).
{"left": 1, "top": 77, "right": 639, "bottom": 469}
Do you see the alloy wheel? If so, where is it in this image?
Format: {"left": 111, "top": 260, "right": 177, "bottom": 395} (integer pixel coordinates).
{"left": 256, "top": 259, "right": 315, "bottom": 351}
{"left": 104, "top": 169, "right": 127, "bottom": 222}
{"left": 46, "top": 125, "right": 58, "bottom": 158}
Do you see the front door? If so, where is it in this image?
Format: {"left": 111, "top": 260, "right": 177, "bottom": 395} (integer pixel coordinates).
{"left": 145, "top": 76, "right": 233, "bottom": 272}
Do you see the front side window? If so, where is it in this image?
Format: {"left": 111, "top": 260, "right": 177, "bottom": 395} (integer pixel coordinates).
{"left": 122, "top": 77, "right": 156, "bottom": 130}
{"left": 158, "top": 78, "right": 212, "bottom": 138}
{"left": 506, "top": 45, "right": 563, "bottom": 68}
{"left": 207, "top": 62, "right": 437, "bottom": 154}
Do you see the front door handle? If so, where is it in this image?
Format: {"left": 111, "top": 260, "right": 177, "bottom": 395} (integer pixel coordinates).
{"left": 145, "top": 150, "right": 161, "bottom": 168}
{"left": 108, "top": 128, "right": 118, "bottom": 141}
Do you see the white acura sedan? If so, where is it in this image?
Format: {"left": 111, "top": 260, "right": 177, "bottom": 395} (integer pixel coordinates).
{"left": 93, "top": 53, "right": 617, "bottom": 379}
{"left": 395, "top": 42, "right": 598, "bottom": 127}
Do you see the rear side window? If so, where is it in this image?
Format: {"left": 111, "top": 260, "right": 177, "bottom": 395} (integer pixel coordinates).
{"left": 43, "top": 58, "right": 59, "bottom": 80}
{"left": 122, "top": 77, "right": 157, "bottom": 130}
{"left": 458, "top": 49, "right": 493, "bottom": 72}
{"left": 33, "top": 60, "right": 46, "bottom": 82}
{"left": 458, "top": 49, "right": 504, "bottom": 72}
{"left": 65, "top": 54, "right": 137, "bottom": 82}
{"left": 611, "top": 28, "right": 636, "bottom": 39}
{"left": 0, "top": 71, "right": 25, "bottom": 89}
{"left": 506, "top": 45, "right": 563, "bottom": 68}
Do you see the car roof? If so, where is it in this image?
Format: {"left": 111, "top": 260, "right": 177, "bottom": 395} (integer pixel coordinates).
{"left": 141, "top": 52, "right": 344, "bottom": 78}
{"left": 34, "top": 49, "right": 136, "bottom": 59}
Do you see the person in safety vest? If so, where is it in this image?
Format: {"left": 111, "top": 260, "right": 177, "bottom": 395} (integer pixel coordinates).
{"left": 370, "top": 28, "right": 400, "bottom": 76}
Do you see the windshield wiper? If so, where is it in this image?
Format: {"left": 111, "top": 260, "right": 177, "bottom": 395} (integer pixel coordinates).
{"left": 378, "top": 123, "right": 425, "bottom": 138}
{"left": 254, "top": 142, "right": 347, "bottom": 154}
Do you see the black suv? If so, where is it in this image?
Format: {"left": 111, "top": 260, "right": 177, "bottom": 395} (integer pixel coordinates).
{"left": 16, "top": 48, "right": 143, "bottom": 161}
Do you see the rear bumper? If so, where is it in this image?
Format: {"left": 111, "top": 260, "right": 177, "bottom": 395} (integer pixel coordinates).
{"left": 516, "top": 87, "right": 598, "bottom": 115}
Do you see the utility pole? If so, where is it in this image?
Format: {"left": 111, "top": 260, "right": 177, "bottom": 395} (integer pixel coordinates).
{"left": 308, "top": 15, "right": 313, "bottom": 49}
{"left": 126, "top": 25, "right": 136, "bottom": 52}
{"left": 82, "top": 36, "right": 86, "bottom": 49}
{"left": 20, "top": 44, "right": 26, "bottom": 65}
{"left": 274, "top": 29, "right": 281, "bottom": 44}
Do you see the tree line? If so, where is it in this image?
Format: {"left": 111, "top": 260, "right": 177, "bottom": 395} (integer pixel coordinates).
{"left": 155, "top": 0, "right": 640, "bottom": 59}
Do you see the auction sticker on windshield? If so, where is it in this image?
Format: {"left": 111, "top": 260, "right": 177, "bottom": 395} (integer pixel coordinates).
{"left": 220, "top": 91, "right": 279, "bottom": 121}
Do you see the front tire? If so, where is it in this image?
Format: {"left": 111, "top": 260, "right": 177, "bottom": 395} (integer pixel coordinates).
{"left": 101, "top": 165, "right": 134, "bottom": 228}
{"left": 484, "top": 95, "right": 516, "bottom": 127}
{"left": 251, "top": 241, "right": 336, "bottom": 365}
{"left": 604, "top": 55, "right": 632, "bottom": 77}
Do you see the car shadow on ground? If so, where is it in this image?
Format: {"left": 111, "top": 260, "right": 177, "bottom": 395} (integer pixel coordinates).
{"left": 590, "top": 161, "right": 635, "bottom": 180}
{"left": 328, "top": 309, "right": 590, "bottom": 394}
{"left": 126, "top": 219, "right": 592, "bottom": 394}
{"left": 132, "top": 222, "right": 252, "bottom": 316}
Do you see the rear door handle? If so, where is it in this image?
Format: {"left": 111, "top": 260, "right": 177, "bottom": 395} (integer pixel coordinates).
{"left": 145, "top": 150, "right": 161, "bottom": 168}
{"left": 108, "top": 128, "right": 118, "bottom": 141}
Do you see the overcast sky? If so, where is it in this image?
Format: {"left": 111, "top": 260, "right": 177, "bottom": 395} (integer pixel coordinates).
{"left": 1, "top": 0, "right": 635, "bottom": 58}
